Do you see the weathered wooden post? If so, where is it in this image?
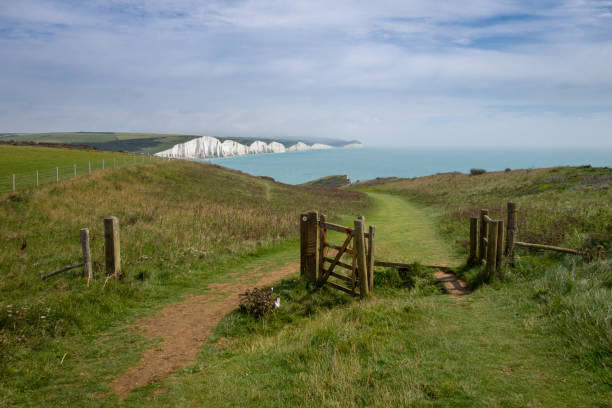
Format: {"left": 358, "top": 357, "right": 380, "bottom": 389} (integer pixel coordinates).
{"left": 354, "top": 217, "right": 369, "bottom": 297}
{"left": 11, "top": 174, "right": 15, "bottom": 192}
{"left": 114, "top": 158, "right": 116, "bottom": 169}
{"left": 318, "top": 214, "right": 327, "bottom": 283}
{"left": 73, "top": 164, "right": 76, "bottom": 178}
{"left": 367, "top": 225, "right": 375, "bottom": 292}
{"left": 486, "top": 219, "right": 498, "bottom": 278}
{"left": 479, "top": 209, "right": 489, "bottom": 261}
{"left": 468, "top": 217, "right": 478, "bottom": 264}
{"left": 300, "top": 211, "right": 318, "bottom": 282}
{"left": 80, "top": 228, "right": 92, "bottom": 283}
{"left": 56, "top": 167, "right": 59, "bottom": 182}
{"left": 104, "top": 216, "right": 121, "bottom": 277}
{"left": 102, "top": 159, "right": 105, "bottom": 170}
{"left": 88, "top": 161, "right": 91, "bottom": 174}
{"left": 36, "top": 170, "right": 39, "bottom": 187}
{"left": 496, "top": 219, "right": 504, "bottom": 268}
{"left": 505, "top": 202, "right": 517, "bottom": 263}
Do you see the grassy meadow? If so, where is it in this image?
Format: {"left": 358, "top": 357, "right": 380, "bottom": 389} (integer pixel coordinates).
{"left": 0, "top": 150, "right": 370, "bottom": 406}
{"left": 0, "top": 144, "right": 154, "bottom": 193}
{"left": 0, "top": 154, "right": 610, "bottom": 407}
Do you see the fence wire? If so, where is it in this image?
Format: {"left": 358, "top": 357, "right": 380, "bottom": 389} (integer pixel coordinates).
{"left": 0, "top": 155, "right": 166, "bottom": 194}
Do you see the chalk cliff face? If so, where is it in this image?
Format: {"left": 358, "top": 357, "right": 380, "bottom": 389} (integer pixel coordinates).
{"left": 155, "top": 135, "right": 344, "bottom": 159}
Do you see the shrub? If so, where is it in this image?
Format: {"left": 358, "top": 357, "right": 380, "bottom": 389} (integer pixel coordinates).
{"left": 239, "top": 287, "right": 277, "bottom": 318}
{"left": 470, "top": 168, "right": 486, "bottom": 175}
{"left": 505, "top": 168, "right": 511, "bottom": 172}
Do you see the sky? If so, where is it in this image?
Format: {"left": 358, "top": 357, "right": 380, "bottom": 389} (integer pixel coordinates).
{"left": 1, "top": 1, "right": 611, "bottom": 147}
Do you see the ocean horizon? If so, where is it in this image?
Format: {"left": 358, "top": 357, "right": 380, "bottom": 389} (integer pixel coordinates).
{"left": 205, "top": 147, "right": 612, "bottom": 185}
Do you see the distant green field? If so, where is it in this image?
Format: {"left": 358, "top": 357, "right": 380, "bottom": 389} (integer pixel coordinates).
{"left": 0, "top": 132, "right": 199, "bottom": 154}
{"left": 0, "top": 145, "right": 157, "bottom": 193}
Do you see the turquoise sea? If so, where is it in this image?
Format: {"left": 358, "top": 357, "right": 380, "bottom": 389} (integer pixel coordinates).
{"left": 206, "top": 147, "right": 612, "bottom": 185}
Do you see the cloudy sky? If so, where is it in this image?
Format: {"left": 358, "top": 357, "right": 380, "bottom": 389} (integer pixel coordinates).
{"left": 1, "top": 1, "right": 611, "bottom": 147}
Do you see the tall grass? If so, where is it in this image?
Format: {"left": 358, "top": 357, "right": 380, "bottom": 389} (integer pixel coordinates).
{"left": 0, "top": 159, "right": 370, "bottom": 395}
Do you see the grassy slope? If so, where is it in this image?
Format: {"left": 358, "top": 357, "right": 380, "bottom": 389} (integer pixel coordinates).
{"left": 0, "top": 156, "right": 370, "bottom": 406}
{"left": 116, "top": 190, "right": 609, "bottom": 407}
{"left": 0, "top": 145, "right": 143, "bottom": 192}
{"left": 301, "top": 175, "right": 351, "bottom": 189}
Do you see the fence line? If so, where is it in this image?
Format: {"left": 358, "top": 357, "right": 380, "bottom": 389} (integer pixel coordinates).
{"left": 1, "top": 153, "right": 168, "bottom": 194}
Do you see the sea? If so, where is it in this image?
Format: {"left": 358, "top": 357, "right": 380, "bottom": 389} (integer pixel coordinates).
{"left": 205, "top": 147, "right": 612, "bottom": 185}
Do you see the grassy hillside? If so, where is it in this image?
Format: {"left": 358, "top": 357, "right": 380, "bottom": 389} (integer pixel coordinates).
{"left": 0, "top": 157, "right": 370, "bottom": 405}
{"left": 0, "top": 132, "right": 199, "bottom": 154}
{"left": 359, "top": 166, "right": 611, "bottom": 255}
{"left": 301, "top": 174, "right": 351, "bottom": 189}
{"left": 1, "top": 162, "right": 609, "bottom": 406}
{"left": 0, "top": 132, "right": 360, "bottom": 154}
{"left": 0, "top": 144, "right": 150, "bottom": 193}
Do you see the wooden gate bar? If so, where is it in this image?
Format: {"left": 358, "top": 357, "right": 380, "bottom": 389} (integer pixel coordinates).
{"left": 318, "top": 214, "right": 328, "bottom": 283}
{"left": 326, "top": 281, "right": 357, "bottom": 296}
{"left": 322, "top": 257, "right": 353, "bottom": 270}
{"left": 300, "top": 211, "right": 319, "bottom": 282}
{"left": 479, "top": 209, "right": 489, "bottom": 261}
{"left": 468, "top": 217, "right": 478, "bottom": 264}
{"left": 486, "top": 219, "right": 498, "bottom": 278}
{"left": 367, "top": 225, "right": 375, "bottom": 292}
{"left": 354, "top": 217, "right": 369, "bottom": 297}
{"left": 319, "top": 221, "right": 353, "bottom": 234}
{"left": 322, "top": 234, "right": 352, "bottom": 280}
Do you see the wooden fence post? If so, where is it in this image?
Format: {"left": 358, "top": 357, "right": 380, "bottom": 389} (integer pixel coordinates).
{"left": 367, "top": 225, "right": 375, "bottom": 292}
{"left": 505, "top": 202, "right": 517, "bottom": 263}
{"left": 468, "top": 217, "right": 478, "bottom": 264}
{"left": 114, "top": 158, "right": 116, "bottom": 169}
{"left": 11, "top": 174, "right": 15, "bottom": 192}
{"left": 104, "top": 216, "right": 121, "bottom": 277}
{"left": 318, "top": 214, "right": 327, "bottom": 283}
{"left": 88, "top": 161, "right": 91, "bottom": 174}
{"left": 354, "top": 217, "right": 369, "bottom": 297}
{"left": 80, "top": 228, "right": 92, "bottom": 283}
{"left": 486, "top": 219, "right": 498, "bottom": 278}
{"left": 496, "top": 220, "right": 504, "bottom": 268}
{"left": 300, "top": 211, "right": 318, "bottom": 282}
{"left": 36, "top": 170, "right": 39, "bottom": 187}
{"left": 56, "top": 167, "right": 59, "bottom": 182}
{"left": 102, "top": 159, "right": 104, "bottom": 170}
{"left": 73, "top": 164, "right": 76, "bottom": 178}
{"left": 479, "top": 209, "right": 489, "bottom": 261}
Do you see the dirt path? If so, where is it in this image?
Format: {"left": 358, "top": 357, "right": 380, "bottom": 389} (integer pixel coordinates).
{"left": 110, "top": 263, "right": 299, "bottom": 398}
{"left": 433, "top": 270, "right": 471, "bottom": 296}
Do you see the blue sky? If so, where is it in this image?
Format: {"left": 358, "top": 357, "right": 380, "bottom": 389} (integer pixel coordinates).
{"left": 1, "top": 0, "right": 611, "bottom": 147}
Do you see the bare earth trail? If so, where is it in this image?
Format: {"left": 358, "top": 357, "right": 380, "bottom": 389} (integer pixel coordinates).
{"left": 110, "top": 263, "right": 299, "bottom": 398}
{"left": 111, "top": 191, "right": 464, "bottom": 398}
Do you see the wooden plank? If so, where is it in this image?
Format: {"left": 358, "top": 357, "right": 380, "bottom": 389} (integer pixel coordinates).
{"left": 41, "top": 263, "right": 84, "bottom": 280}
{"left": 506, "top": 202, "right": 517, "bottom": 261}
{"left": 479, "top": 209, "right": 489, "bottom": 261}
{"left": 323, "top": 257, "right": 353, "bottom": 271}
{"left": 514, "top": 241, "right": 582, "bottom": 255}
{"left": 324, "top": 243, "right": 354, "bottom": 255}
{"left": 104, "top": 216, "right": 121, "bottom": 277}
{"left": 322, "top": 233, "right": 353, "bottom": 281}
{"left": 300, "top": 211, "right": 319, "bottom": 281}
{"left": 486, "top": 220, "right": 498, "bottom": 278}
{"left": 354, "top": 218, "right": 369, "bottom": 296}
{"left": 319, "top": 221, "right": 354, "bottom": 234}
{"left": 469, "top": 217, "right": 478, "bottom": 264}
{"left": 367, "top": 225, "right": 375, "bottom": 292}
{"left": 496, "top": 219, "right": 504, "bottom": 268}
{"left": 374, "top": 261, "right": 450, "bottom": 270}
{"left": 318, "top": 214, "right": 327, "bottom": 283}
{"left": 80, "top": 228, "right": 92, "bottom": 283}
{"left": 329, "top": 271, "right": 353, "bottom": 283}
{"left": 325, "top": 281, "right": 358, "bottom": 296}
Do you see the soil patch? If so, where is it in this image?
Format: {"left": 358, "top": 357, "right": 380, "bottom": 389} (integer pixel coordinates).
{"left": 110, "top": 263, "right": 299, "bottom": 398}
{"left": 434, "top": 270, "right": 471, "bottom": 296}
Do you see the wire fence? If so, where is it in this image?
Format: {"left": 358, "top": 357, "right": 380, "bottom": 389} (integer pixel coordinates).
{"left": 0, "top": 154, "right": 170, "bottom": 194}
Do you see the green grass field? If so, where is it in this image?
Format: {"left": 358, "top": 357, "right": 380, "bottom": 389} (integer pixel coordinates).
{"left": 0, "top": 145, "right": 156, "bottom": 193}
{"left": 0, "top": 157, "right": 609, "bottom": 407}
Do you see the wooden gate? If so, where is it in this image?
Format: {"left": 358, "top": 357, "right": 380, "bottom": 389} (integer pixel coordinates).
{"left": 300, "top": 211, "right": 375, "bottom": 297}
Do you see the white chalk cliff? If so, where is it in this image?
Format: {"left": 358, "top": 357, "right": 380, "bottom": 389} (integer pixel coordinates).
{"left": 155, "top": 135, "right": 347, "bottom": 159}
